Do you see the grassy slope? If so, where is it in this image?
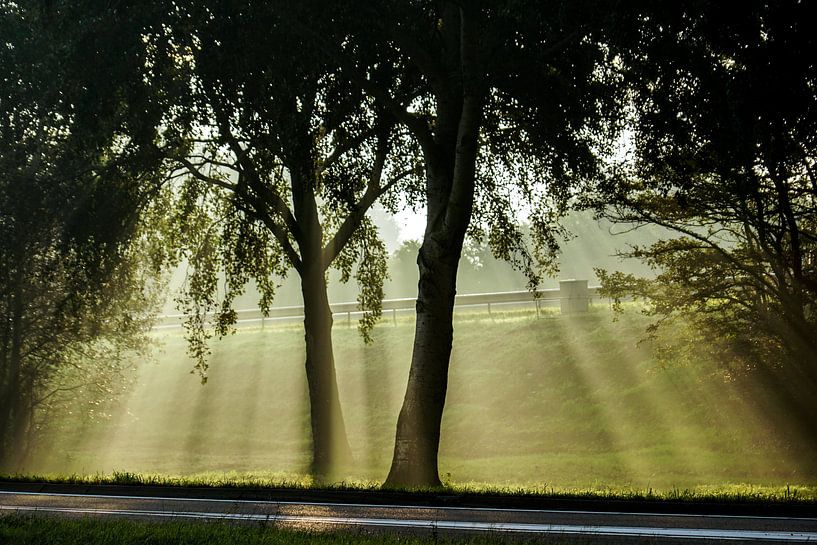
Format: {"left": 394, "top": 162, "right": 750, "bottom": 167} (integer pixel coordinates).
{"left": 17, "top": 306, "right": 817, "bottom": 492}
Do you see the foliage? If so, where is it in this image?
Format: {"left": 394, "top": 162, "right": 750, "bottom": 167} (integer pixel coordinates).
{"left": 0, "top": 2, "right": 167, "bottom": 465}
{"left": 597, "top": 1, "right": 817, "bottom": 381}
{"left": 338, "top": 1, "right": 628, "bottom": 288}
{"left": 117, "top": 1, "right": 425, "bottom": 376}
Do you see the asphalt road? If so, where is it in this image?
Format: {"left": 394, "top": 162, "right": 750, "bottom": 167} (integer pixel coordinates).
{"left": 1, "top": 484, "right": 816, "bottom": 543}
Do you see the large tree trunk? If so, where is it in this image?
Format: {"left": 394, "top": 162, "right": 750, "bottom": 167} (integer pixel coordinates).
{"left": 300, "top": 261, "right": 354, "bottom": 478}
{"left": 384, "top": 5, "right": 483, "bottom": 487}
{"left": 384, "top": 230, "right": 462, "bottom": 487}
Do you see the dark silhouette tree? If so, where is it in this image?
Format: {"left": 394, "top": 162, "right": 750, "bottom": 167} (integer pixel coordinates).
{"left": 596, "top": 1, "right": 817, "bottom": 433}
{"left": 332, "top": 1, "right": 628, "bottom": 486}
{"left": 3, "top": 0, "right": 424, "bottom": 477}
{"left": 0, "top": 3, "right": 165, "bottom": 467}
{"left": 40, "top": 0, "right": 422, "bottom": 477}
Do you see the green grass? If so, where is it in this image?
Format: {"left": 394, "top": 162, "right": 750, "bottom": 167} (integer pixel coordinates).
{"left": 3, "top": 471, "right": 816, "bottom": 503}
{"left": 9, "top": 304, "right": 817, "bottom": 494}
{"left": 0, "top": 515, "right": 537, "bottom": 545}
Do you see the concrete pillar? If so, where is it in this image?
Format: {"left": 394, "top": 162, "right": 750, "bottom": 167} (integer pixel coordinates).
{"left": 559, "top": 279, "right": 589, "bottom": 314}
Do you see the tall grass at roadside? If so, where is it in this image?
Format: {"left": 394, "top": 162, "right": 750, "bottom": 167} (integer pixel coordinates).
{"left": 2, "top": 470, "right": 816, "bottom": 503}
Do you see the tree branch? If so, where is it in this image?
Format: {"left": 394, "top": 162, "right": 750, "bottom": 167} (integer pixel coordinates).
{"left": 355, "top": 74, "right": 437, "bottom": 157}
{"left": 322, "top": 126, "right": 378, "bottom": 172}
{"left": 615, "top": 203, "right": 783, "bottom": 299}
{"left": 444, "top": 5, "right": 483, "bottom": 238}
{"left": 174, "top": 157, "right": 237, "bottom": 192}
{"left": 322, "top": 133, "right": 413, "bottom": 267}
{"left": 232, "top": 187, "right": 303, "bottom": 273}
{"left": 206, "top": 91, "right": 305, "bottom": 246}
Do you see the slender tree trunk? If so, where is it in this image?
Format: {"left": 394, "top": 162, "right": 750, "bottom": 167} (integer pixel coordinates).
{"left": 4, "top": 383, "right": 30, "bottom": 469}
{"left": 0, "top": 297, "right": 11, "bottom": 460}
{"left": 752, "top": 359, "right": 817, "bottom": 451}
{"left": 290, "top": 157, "right": 355, "bottom": 479}
{"left": 300, "top": 261, "right": 354, "bottom": 477}
{"left": 0, "top": 288, "right": 24, "bottom": 468}
{"left": 785, "top": 322, "right": 817, "bottom": 394}
{"left": 0, "top": 379, "right": 12, "bottom": 468}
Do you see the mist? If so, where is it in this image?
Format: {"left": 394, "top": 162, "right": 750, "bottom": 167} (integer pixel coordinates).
{"left": 9, "top": 213, "right": 816, "bottom": 490}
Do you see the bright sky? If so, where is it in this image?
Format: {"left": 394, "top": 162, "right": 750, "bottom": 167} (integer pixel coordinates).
{"left": 394, "top": 208, "right": 426, "bottom": 242}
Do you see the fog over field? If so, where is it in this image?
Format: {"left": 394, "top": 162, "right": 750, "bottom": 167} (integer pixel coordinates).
{"left": 25, "top": 309, "right": 817, "bottom": 489}
{"left": 163, "top": 210, "right": 670, "bottom": 312}
{"left": 15, "top": 215, "right": 817, "bottom": 491}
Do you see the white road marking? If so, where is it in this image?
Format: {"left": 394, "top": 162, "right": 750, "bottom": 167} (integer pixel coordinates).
{"left": 0, "top": 489, "right": 814, "bottom": 522}
{"left": 2, "top": 504, "right": 816, "bottom": 541}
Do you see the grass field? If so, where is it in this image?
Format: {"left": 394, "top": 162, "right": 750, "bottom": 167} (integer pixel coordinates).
{"left": 13, "top": 305, "right": 817, "bottom": 493}
{"left": 0, "top": 515, "right": 528, "bottom": 545}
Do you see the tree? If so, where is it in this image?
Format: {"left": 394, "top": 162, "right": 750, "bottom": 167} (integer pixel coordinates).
{"left": 0, "top": 2, "right": 165, "bottom": 467}
{"left": 25, "top": 0, "right": 421, "bottom": 477}
{"left": 335, "top": 1, "right": 627, "bottom": 486}
{"left": 596, "top": 1, "right": 817, "bottom": 433}
{"left": 119, "top": 1, "right": 421, "bottom": 476}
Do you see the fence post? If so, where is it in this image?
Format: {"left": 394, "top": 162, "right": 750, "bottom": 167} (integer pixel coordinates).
{"left": 559, "top": 279, "right": 589, "bottom": 314}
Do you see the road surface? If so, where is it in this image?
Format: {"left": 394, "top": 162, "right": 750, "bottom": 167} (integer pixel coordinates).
{"left": 1, "top": 483, "right": 816, "bottom": 543}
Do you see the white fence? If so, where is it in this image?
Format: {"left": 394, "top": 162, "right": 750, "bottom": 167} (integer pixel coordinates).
{"left": 154, "top": 279, "right": 602, "bottom": 331}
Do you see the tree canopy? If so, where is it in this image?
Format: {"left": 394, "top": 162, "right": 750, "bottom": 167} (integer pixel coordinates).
{"left": 0, "top": 2, "right": 165, "bottom": 467}
{"left": 596, "top": 0, "right": 817, "bottom": 432}
{"left": 322, "top": 0, "right": 630, "bottom": 486}
{"left": 44, "top": 0, "right": 427, "bottom": 476}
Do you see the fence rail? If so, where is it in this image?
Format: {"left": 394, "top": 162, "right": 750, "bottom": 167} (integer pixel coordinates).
{"left": 155, "top": 280, "right": 603, "bottom": 330}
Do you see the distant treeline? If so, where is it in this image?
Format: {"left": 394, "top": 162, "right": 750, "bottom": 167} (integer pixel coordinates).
{"left": 173, "top": 212, "right": 668, "bottom": 313}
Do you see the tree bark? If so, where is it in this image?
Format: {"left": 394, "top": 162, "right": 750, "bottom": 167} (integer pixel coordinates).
{"left": 300, "top": 260, "right": 354, "bottom": 478}
{"left": 289, "top": 159, "right": 355, "bottom": 479}
{"left": 384, "top": 230, "right": 461, "bottom": 487}
{"left": 0, "top": 286, "right": 25, "bottom": 468}
{"left": 384, "top": 3, "right": 484, "bottom": 488}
